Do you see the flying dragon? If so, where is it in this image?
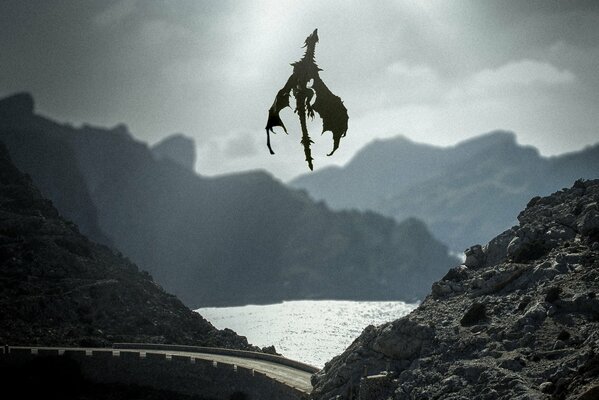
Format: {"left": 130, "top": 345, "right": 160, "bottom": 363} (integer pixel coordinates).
{"left": 265, "top": 29, "right": 348, "bottom": 170}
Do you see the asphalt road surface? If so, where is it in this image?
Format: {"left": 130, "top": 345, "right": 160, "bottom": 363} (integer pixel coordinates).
{"left": 12, "top": 346, "right": 314, "bottom": 393}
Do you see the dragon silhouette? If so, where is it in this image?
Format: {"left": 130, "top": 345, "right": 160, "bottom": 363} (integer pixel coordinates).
{"left": 265, "top": 29, "right": 348, "bottom": 170}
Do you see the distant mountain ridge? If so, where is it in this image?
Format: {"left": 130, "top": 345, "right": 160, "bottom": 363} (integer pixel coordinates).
{"left": 151, "top": 133, "right": 196, "bottom": 171}
{"left": 291, "top": 131, "right": 599, "bottom": 251}
{"left": 0, "top": 93, "right": 458, "bottom": 307}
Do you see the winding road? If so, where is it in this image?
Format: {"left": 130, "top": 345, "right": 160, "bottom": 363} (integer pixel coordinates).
{"left": 147, "top": 349, "right": 313, "bottom": 392}
{"left": 8, "top": 344, "right": 316, "bottom": 394}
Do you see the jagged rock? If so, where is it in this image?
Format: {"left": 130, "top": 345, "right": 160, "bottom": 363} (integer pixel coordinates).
{"left": 498, "top": 357, "right": 525, "bottom": 371}
{"left": 507, "top": 234, "right": 549, "bottom": 263}
{"left": 372, "top": 319, "right": 434, "bottom": 359}
{"left": 433, "top": 266, "right": 469, "bottom": 298}
{"left": 539, "top": 381, "right": 554, "bottom": 393}
{"left": 442, "top": 265, "right": 470, "bottom": 282}
{"left": 431, "top": 280, "right": 454, "bottom": 298}
{"left": 357, "top": 374, "right": 395, "bottom": 400}
{"left": 261, "top": 345, "right": 280, "bottom": 355}
{"left": 464, "top": 244, "right": 485, "bottom": 268}
{"left": 460, "top": 302, "right": 487, "bottom": 326}
{"left": 545, "top": 286, "right": 561, "bottom": 303}
{"left": 518, "top": 303, "right": 547, "bottom": 326}
{"left": 557, "top": 330, "right": 571, "bottom": 342}
{"left": 579, "top": 208, "right": 599, "bottom": 236}
{"left": 483, "top": 228, "right": 514, "bottom": 268}
{"left": 312, "top": 179, "right": 599, "bottom": 400}
{"left": 578, "top": 385, "right": 599, "bottom": 400}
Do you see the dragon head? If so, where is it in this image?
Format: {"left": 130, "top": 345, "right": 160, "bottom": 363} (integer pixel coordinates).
{"left": 303, "top": 29, "right": 319, "bottom": 48}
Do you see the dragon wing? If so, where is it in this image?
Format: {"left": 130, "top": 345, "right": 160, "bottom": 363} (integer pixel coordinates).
{"left": 265, "top": 76, "right": 294, "bottom": 154}
{"left": 311, "top": 76, "right": 348, "bottom": 156}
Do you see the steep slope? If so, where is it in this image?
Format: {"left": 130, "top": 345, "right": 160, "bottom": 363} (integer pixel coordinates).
{"left": 291, "top": 131, "right": 599, "bottom": 252}
{"left": 0, "top": 93, "right": 458, "bottom": 307}
{"left": 311, "top": 179, "right": 599, "bottom": 400}
{"left": 0, "top": 93, "right": 111, "bottom": 245}
{"left": 0, "top": 142, "right": 255, "bottom": 350}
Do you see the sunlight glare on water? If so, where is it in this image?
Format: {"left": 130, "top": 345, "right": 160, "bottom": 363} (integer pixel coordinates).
{"left": 197, "top": 300, "right": 417, "bottom": 368}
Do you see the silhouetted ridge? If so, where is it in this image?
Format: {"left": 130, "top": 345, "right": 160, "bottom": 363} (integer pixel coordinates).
{"left": 0, "top": 142, "right": 256, "bottom": 350}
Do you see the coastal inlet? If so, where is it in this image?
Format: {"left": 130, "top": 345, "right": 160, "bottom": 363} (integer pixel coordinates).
{"left": 197, "top": 300, "right": 417, "bottom": 368}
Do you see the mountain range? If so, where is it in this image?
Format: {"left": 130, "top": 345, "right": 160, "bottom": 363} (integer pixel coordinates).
{"left": 0, "top": 93, "right": 458, "bottom": 307}
{"left": 291, "top": 131, "right": 599, "bottom": 252}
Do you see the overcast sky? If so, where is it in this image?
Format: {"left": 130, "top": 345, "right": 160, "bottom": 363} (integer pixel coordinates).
{"left": 1, "top": 1, "right": 598, "bottom": 181}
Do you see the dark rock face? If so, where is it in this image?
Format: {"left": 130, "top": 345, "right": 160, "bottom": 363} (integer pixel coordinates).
{"left": 151, "top": 133, "right": 196, "bottom": 171}
{"left": 0, "top": 93, "right": 458, "bottom": 307}
{"left": 460, "top": 302, "right": 487, "bottom": 326}
{"left": 0, "top": 126, "right": 111, "bottom": 246}
{"left": 291, "top": 131, "right": 599, "bottom": 252}
{"left": 0, "top": 143, "right": 255, "bottom": 350}
{"left": 311, "top": 179, "right": 599, "bottom": 400}
{"left": 0, "top": 92, "right": 34, "bottom": 120}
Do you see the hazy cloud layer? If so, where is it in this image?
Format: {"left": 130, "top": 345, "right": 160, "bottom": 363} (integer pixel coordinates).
{"left": 1, "top": 0, "right": 598, "bottom": 181}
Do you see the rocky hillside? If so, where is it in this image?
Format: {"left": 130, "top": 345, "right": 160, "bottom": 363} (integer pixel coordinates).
{"left": 311, "top": 179, "right": 599, "bottom": 400}
{"left": 0, "top": 93, "right": 458, "bottom": 307}
{"left": 0, "top": 142, "right": 257, "bottom": 350}
{"left": 291, "top": 131, "right": 599, "bottom": 252}
{"left": 0, "top": 93, "right": 111, "bottom": 246}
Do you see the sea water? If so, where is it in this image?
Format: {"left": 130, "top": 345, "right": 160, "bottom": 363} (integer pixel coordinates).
{"left": 197, "top": 300, "right": 417, "bottom": 368}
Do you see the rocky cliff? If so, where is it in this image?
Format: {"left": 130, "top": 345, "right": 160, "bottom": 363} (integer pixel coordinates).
{"left": 0, "top": 142, "right": 256, "bottom": 350}
{"left": 311, "top": 179, "right": 599, "bottom": 400}
{"left": 0, "top": 93, "right": 111, "bottom": 246}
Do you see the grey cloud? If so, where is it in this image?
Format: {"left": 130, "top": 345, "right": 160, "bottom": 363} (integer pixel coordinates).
{"left": 93, "top": 0, "right": 138, "bottom": 27}
{"left": 1, "top": 1, "right": 598, "bottom": 181}
{"left": 223, "top": 132, "right": 259, "bottom": 159}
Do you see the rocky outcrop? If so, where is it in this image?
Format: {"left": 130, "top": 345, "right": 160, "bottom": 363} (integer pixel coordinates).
{"left": 311, "top": 179, "right": 599, "bottom": 400}
{"left": 0, "top": 142, "right": 256, "bottom": 350}
{"left": 151, "top": 133, "right": 196, "bottom": 171}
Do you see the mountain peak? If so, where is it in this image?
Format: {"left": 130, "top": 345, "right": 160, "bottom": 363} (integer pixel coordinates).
{"left": 454, "top": 130, "right": 517, "bottom": 151}
{"left": 151, "top": 133, "right": 196, "bottom": 171}
{"left": 373, "top": 134, "right": 414, "bottom": 145}
{"left": 0, "top": 92, "right": 34, "bottom": 120}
